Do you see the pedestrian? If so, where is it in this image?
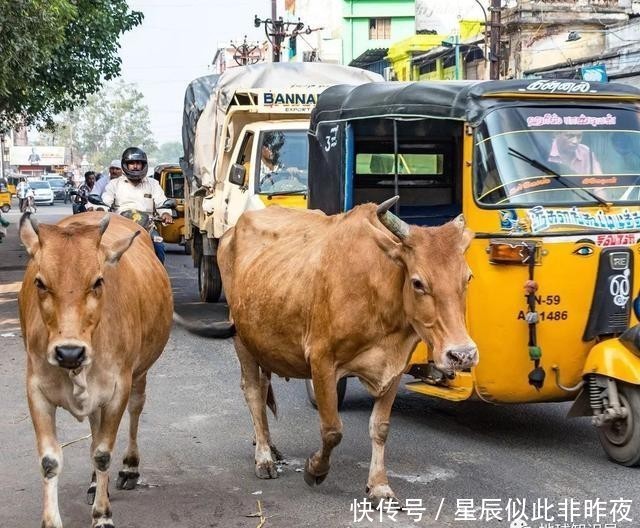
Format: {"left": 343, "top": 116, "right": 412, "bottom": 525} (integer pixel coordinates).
{"left": 16, "top": 178, "right": 30, "bottom": 212}
{"left": 91, "top": 159, "right": 122, "bottom": 198}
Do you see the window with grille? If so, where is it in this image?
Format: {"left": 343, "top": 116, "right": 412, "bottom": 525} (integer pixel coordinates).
{"left": 369, "top": 18, "right": 391, "bottom": 40}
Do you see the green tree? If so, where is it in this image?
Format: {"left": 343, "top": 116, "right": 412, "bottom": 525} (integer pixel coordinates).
{"left": 151, "top": 142, "right": 184, "bottom": 165}
{"left": 0, "top": 1, "right": 142, "bottom": 132}
{"left": 40, "top": 81, "right": 156, "bottom": 171}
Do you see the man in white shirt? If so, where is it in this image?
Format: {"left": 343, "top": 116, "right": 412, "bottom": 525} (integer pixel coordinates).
{"left": 16, "top": 178, "right": 30, "bottom": 212}
{"left": 92, "top": 159, "right": 123, "bottom": 197}
{"left": 102, "top": 147, "right": 173, "bottom": 262}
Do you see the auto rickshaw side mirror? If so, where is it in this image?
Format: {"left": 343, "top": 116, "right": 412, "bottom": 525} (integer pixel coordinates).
{"left": 229, "top": 163, "right": 247, "bottom": 186}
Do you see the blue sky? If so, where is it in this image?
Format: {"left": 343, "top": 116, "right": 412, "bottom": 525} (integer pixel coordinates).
{"left": 119, "top": 0, "right": 270, "bottom": 145}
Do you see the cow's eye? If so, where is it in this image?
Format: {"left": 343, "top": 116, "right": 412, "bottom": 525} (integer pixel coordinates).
{"left": 92, "top": 277, "right": 104, "bottom": 290}
{"left": 411, "top": 277, "right": 427, "bottom": 294}
{"left": 34, "top": 278, "right": 47, "bottom": 291}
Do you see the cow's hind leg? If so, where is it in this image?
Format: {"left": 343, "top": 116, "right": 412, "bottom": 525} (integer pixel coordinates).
{"left": 304, "top": 363, "right": 343, "bottom": 486}
{"left": 28, "top": 389, "right": 63, "bottom": 528}
{"left": 116, "top": 375, "right": 147, "bottom": 491}
{"left": 366, "top": 374, "right": 402, "bottom": 502}
{"left": 235, "top": 337, "right": 278, "bottom": 479}
{"left": 91, "top": 387, "right": 129, "bottom": 528}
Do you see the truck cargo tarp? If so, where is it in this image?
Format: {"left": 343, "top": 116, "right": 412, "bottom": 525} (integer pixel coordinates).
{"left": 180, "top": 74, "right": 220, "bottom": 183}
{"left": 187, "top": 63, "right": 382, "bottom": 188}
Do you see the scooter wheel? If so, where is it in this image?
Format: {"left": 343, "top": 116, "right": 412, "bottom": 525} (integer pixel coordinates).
{"left": 597, "top": 382, "right": 640, "bottom": 466}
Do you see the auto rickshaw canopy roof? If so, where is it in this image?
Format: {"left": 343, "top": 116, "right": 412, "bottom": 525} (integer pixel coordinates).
{"left": 310, "top": 79, "right": 640, "bottom": 132}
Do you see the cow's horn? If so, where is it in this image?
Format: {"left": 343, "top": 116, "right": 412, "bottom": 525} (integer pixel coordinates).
{"left": 98, "top": 214, "right": 110, "bottom": 235}
{"left": 23, "top": 213, "right": 40, "bottom": 234}
{"left": 376, "top": 196, "right": 409, "bottom": 239}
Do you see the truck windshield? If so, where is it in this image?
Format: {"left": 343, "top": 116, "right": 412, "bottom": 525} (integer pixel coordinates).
{"left": 474, "top": 106, "right": 640, "bottom": 206}
{"left": 256, "top": 130, "right": 308, "bottom": 195}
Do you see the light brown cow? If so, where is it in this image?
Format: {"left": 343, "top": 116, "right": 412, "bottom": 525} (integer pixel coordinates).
{"left": 179, "top": 197, "right": 477, "bottom": 501}
{"left": 19, "top": 212, "right": 173, "bottom": 528}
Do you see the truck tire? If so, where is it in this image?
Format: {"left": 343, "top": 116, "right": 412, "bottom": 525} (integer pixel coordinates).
{"left": 183, "top": 238, "right": 192, "bottom": 255}
{"left": 198, "top": 253, "right": 222, "bottom": 302}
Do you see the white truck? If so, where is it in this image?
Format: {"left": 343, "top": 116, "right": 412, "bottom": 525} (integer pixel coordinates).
{"left": 180, "top": 63, "right": 382, "bottom": 302}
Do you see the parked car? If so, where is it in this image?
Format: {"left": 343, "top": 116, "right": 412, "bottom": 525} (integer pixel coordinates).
{"left": 29, "top": 180, "right": 54, "bottom": 206}
{"left": 46, "top": 178, "right": 67, "bottom": 201}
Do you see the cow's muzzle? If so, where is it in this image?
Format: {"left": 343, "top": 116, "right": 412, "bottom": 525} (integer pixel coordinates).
{"left": 55, "top": 345, "right": 86, "bottom": 370}
{"left": 443, "top": 343, "right": 478, "bottom": 372}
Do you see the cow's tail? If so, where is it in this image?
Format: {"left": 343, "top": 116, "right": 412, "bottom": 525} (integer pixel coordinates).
{"left": 266, "top": 381, "right": 277, "bottom": 419}
{"left": 172, "top": 312, "right": 236, "bottom": 339}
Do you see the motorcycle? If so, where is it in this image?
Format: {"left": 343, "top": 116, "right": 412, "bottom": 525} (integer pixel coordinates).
{"left": 87, "top": 194, "right": 177, "bottom": 263}
{"left": 21, "top": 195, "right": 37, "bottom": 214}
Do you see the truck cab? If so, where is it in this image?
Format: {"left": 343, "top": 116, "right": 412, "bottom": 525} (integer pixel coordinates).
{"left": 223, "top": 120, "right": 309, "bottom": 229}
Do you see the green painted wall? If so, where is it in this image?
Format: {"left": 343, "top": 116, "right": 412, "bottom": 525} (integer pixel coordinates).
{"left": 343, "top": 0, "right": 416, "bottom": 65}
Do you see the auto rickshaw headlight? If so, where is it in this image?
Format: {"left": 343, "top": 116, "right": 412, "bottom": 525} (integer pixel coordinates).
{"left": 488, "top": 241, "right": 537, "bottom": 265}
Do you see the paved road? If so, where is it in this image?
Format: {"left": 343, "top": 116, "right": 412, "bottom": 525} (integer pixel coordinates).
{"left": 1, "top": 202, "right": 639, "bottom": 528}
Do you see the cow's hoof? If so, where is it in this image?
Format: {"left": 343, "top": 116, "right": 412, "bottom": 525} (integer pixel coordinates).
{"left": 303, "top": 458, "right": 328, "bottom": 486}
{"left": 86, "top": 482, "right": 96, "bottom": 505}
{"left": 92, "top": 523, "right": 115, "bottom": 528}
{"left": 270, "top": 444, "right": 283, "bottom": 461}
{"left": 116, "top": 470, "right": 139, "bottom": 490}
{"left": 41, "top": 522, "right": 63, "bottom": 528}
{"left": 366, "top": 484, "right": 397, "bottom": 503}
{"left": 255, "top": 460, "right": 278, "bottom": 479}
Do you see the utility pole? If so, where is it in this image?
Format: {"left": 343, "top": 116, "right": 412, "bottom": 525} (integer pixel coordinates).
{"left": 489, "top": 0, "right": 502, "bottom": 80}
{"left": 254, "top": 15, "right": 309, "bottom": 63}
{"left": 0, "top": 133, "right": 5, "bottom": 181}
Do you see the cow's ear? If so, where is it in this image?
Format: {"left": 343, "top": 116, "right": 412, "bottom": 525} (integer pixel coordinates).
{"left": 366, "top": 219, "right": 404, "bottom": 266}
{"left": 103, "top": 231, "right": 140, "bottom": 265}
{"left": 461, "top": 227, "right": 475, "bottom": 251}
{"left": 452, "top": 214, "right": 474, "bottom": 251}
{"left": 19, "top": 214, "right": 40, "bottom": 257}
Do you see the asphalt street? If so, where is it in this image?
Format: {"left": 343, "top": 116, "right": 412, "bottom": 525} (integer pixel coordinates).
{"left": 1, "top": 201, "right": 639, "bottom": 528}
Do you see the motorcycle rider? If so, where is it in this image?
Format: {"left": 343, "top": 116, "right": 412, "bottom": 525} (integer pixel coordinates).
{"left": 101, "top": 147, "right": 173, "bottom": 262}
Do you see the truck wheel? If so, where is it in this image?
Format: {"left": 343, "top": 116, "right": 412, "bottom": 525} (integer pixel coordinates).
{"left": 597, "top": 382, "right": 640, "bottom": 466}
{"left": 183, "top": 239, "right": 192, "bottom": 255}
{"left": 305, "top": 378, "right": 347, "bottom": 411}
{"left": 198, "top": 253, "right": 222, "bottom": 302}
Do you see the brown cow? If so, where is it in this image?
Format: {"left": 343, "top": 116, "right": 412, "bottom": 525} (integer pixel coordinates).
{"left": 178, "top": 197, "right": 477, "bottom": 501}
{"left": 19, "top": 212, "right": 173, "bottom": 528}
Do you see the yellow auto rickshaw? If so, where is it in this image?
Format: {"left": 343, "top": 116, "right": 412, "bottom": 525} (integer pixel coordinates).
{"left": 153, "top": 164, "right": 188, "bottom": 253}
{"left": 0, "top": 179, "right": 11, "bottom": 212}
{"left": 307, "top": 79, "right": 640, "bottom": 465}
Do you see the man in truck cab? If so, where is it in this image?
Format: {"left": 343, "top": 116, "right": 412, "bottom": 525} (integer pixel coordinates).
{"left": 259, "top": 132, "right": 285, "bottom": 188}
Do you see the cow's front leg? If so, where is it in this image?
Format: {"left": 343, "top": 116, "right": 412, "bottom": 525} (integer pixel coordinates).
{"left": 305, "top": 364, "right": 343, "bottom": 486}
{"left": 91, "top": 387, "right": 129, "bottom": 528}
{"left": 28, "top": 386, "right": 63, "bottom": 528}
{"left": 235, "top": 337, "right": 278, "bottom": 479}
{"left": 117, "top": 375, "right": 147, "bottom": 491}
{"left": 366, "top": 374, "right": 401, "bottom": 502}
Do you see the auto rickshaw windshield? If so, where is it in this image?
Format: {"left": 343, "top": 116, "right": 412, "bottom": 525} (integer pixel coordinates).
{"left": 474, "top": 106, "right": 640, "bottom": 206}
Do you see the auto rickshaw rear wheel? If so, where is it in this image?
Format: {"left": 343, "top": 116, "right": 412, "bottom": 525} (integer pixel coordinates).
{"left": 198, "top": 253, "right": 222, "bottom": 303}
{"left": 597, "top": 382, "right": 640, "bottom": 467}
{"left": 0, "top": 205, "right": 9, "bottom": 213}
{"left": 305, "top": 378, "right": 347, "bottom": 411}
